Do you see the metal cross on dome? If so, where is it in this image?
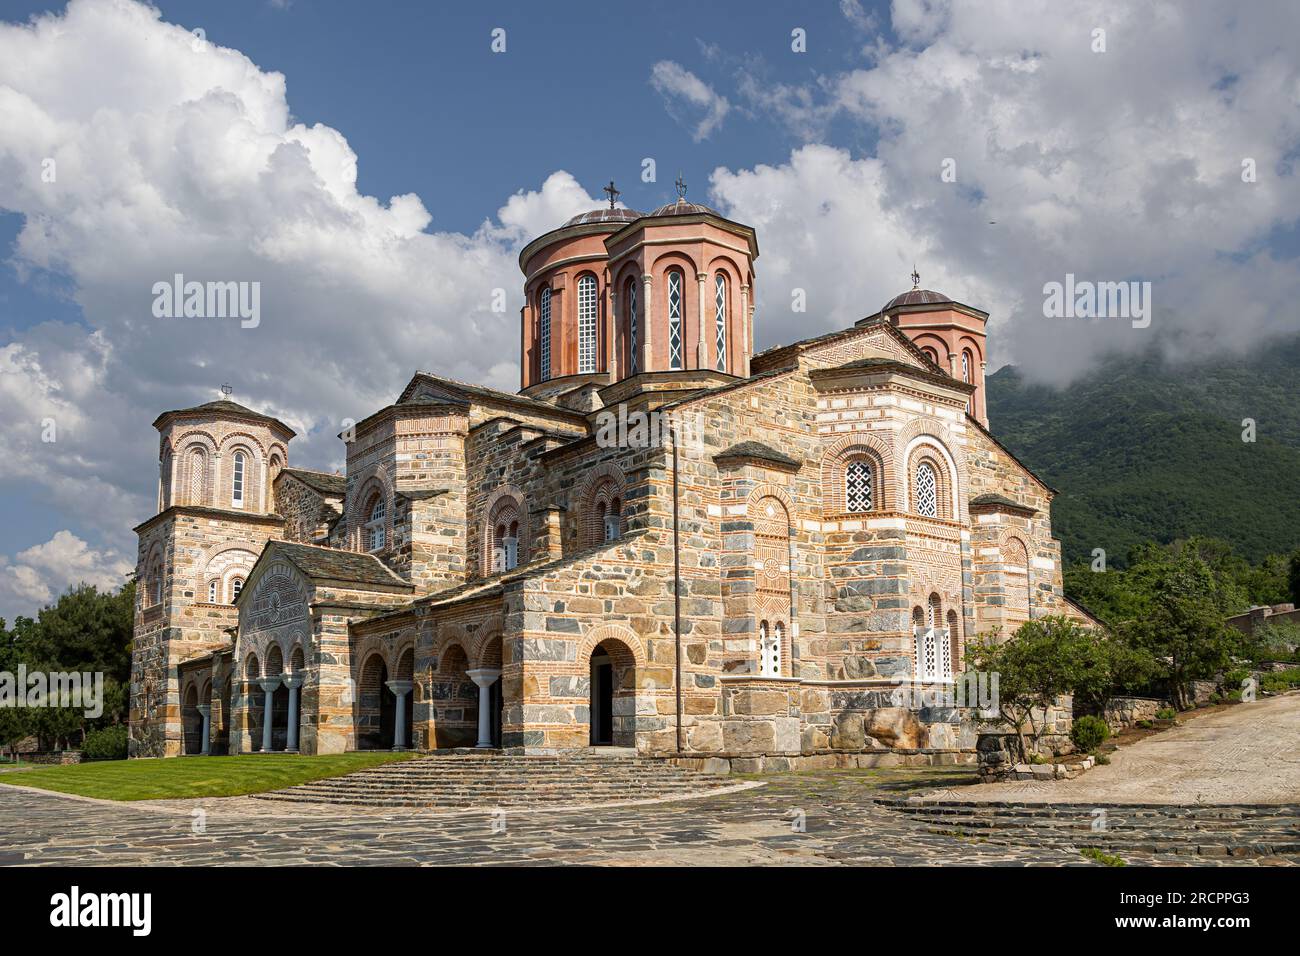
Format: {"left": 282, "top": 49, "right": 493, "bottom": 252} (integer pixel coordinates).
{"left": 911, "top": 266, "right": 921, "bottom": 290}
{"left": 603, "top": 180, "right": 620, "bottom": 209}
{"left": 220, "top": 383, "right": 233, "bottom": 397}
{"left": 674, "top": 173, "right": 687, "bottom": 199}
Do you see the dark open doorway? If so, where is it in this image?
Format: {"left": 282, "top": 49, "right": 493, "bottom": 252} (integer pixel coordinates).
{"left": 590, "top": 651, "right": 613, "bottom": 746}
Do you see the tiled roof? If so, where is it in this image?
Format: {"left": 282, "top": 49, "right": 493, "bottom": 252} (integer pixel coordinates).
{"left": 714, "top": 441, "right": 801, "bottom": 470}
{"left": 279, "top": 467, "right": 346, "bottom": 496}
{"left": 884, "top": 288, "right": 953, "bottom": 310}
{"left": 563, "top": 208, "right": 644, "bottom": 227}
{"left": 648, "top": 198, "right": 722, "bottom": 218}
{"left": 269, "top": 541, "right": 413, "bottom": 591}
{"left": 969, "top": 493, "right": 1038, "bottom": 515}
{"left": 152, "top": 399, "right": 293, "bottom": 435}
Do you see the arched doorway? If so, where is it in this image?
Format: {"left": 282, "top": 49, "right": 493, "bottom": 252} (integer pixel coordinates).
{"left": 588, "top": 638, "right": 636, "bottom": 747}
{"left": 265, "top": 645, "right": 289, "bottom": 751}
{"left": 182, "top": 685, "right": 202, "bottom": 755}
{"left": 395, "top": 647, "right": 415, "bottom": 751}
{"left": 244, "top": 653, "right": 262, "bottom": 752}
{"left": 358, "top": 653, "right": 392, "bottom": 750}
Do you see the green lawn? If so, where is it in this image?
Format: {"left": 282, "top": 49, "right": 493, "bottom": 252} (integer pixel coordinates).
{"left": 0, "top": 752, "right": 415, "bottom": 801}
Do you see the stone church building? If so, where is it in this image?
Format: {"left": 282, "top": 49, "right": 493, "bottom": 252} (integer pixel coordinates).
{"left": 129, "top": 193, "right": 1092, "bottom": 760}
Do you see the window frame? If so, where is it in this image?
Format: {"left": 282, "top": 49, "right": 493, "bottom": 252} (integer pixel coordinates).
{"left": 231, "top": 451, "right": 246, "bottom": 508}
{"left": 538, "top": 287, "right": 552, "bottom": 382}
{"left": 577, "top": 274, "right": 598, "bottom": 374}
{"left": 667, "top": 269, "right": 683, "bottom": 370}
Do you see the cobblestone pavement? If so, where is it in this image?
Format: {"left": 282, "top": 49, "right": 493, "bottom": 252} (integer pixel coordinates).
{"left": 1, "top": 766, "right": 1290, "bottom": 866}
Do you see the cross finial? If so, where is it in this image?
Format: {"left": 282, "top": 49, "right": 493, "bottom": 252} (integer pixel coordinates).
{"left": 911, "top": 265, "right": 921, "bottom": 290}
{"left": 220, "top": 383, "right": 233, "bottom": 397}
{"left": 602, "top": 180, "right": 620, "bottom": 209}
{"left": 674, "top": 172, "right": 687, "bottom": 199}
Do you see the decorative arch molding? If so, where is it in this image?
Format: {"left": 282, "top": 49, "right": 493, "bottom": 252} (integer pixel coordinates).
{"left": 352, "top": 634, "right": 399, "bottom": 680}
{"left": 171, "top": 429, "right": 220, "bottom": 454}
{"left": 349, "top": 469, "right": 393, "bottom": 553}
{"left": 217, "top": 431, "right": 269, "bottom": 458}
{"left": 821, "top": 431, "right": 896, "bottom": 514}
{"left": 576, "top": 623, "right": 647, "bottom": 671}
{"left": 957, "top": 334, "right": 985, "bottom": 364}
{"left": 482, "top": 484, "right": 529, "bottom": 573}
{"left": 896, "top": 426, "right": 965, "bottom": 522}
{"left": 469, "top": 628, "right": 504, "bottom": 670}
{"left": 575, "top": 463, "right": 627, "bottom": 547}
{"left": 744, "top": 481, "right": 796, "bottom": 518}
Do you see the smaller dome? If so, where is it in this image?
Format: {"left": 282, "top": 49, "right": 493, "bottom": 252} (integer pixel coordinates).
{"left": 648, "top": 198, "right": 721, "bottom": 218}
{"left": 884, "top": 288, "right": 951, "bottom": 310}
{"left": 562, "top": 207, "right": 644, "bottom": 227}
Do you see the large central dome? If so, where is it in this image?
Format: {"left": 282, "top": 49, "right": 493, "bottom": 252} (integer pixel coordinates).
{"left": 562, "top": 207, "right": 643, "bottom": 227}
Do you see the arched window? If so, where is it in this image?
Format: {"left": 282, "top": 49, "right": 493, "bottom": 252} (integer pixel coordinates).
{"left": 923, "top": 347, "right": 939, "bottom": 366}
{"left": 152, "top": 569, "right": 163, "bottom": 606}
{"left": 366, "top": 496, "right": 386, "bottom": 552}
{"left": 231, "top": 578, "right": 244, "bottom": 603}
{"left": 577, "top": 274, "right": 597, "bottom": 374}
{"left": 187, "top": 448, "right": 206, "bottom": 505}
{"left": 714, "top": 273, "right": 728, "bottom": 372}
{"left": 208, "top": 580, "right": 217, "bottom": 603}
{"left": 912, "top": 606, "right": 924, "bottom": 628}
{"left": 495, "top": 520, "right": 519, "bottom": 571}
{"left": 604, "top": 497, "right": 622, "bottom": 542}
{"left": 667, "top": 269, "right": 683, "bottom": 370}
{"left": 758, "top": 621, "right": 782, "bottom": 676}
{"left": 538, "top": 287, "right": 552, "bottom": 382}
{"left": 927, "top": 593, "right": 942, "bottom": 628}
{"left": 625, "top": 278, "right": 638, "bottom": 376}
{"left": 845, "top": 458, "right": 874, "bottom": 512}
{"left": 231, "top": 451, "right": 246, "bottom": 508}
{"left": 962, "top": 349, "right": 973, "bottom": 414}
{"left": 915, "top": 462, "right": 938, "bottom": 518}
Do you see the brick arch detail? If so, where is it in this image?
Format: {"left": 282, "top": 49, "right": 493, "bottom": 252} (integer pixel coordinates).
{"left": 895, "top": 422, "right": 964, "bottom": 521}
{"left": 349, "top": 468, "right": 392, "bottom": 552}
{"left": 575, "top": 463, "right": 626, "bottom": 548}
{"left": 470, "top": 628, "right": 504, "bottom": 670}
{"left": 482, "top": 484, "right": 529, "bottom": 572}
{"left": 821, "top": 431, "right": 896, "bottom": 514}
{"left": 576, "top": 623, "right": 647, "bottom": 671}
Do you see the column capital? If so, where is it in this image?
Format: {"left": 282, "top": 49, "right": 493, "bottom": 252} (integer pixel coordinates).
{"left": 196, "top": 704, "right": 211, "bottom": 718}
{"left": 465, "top": 667, "right": 502, "bottom": 689}
{"left": 281, "top": 674, "right": 303, "bottom": 690}
{"left": 258, "top": 676, "right": 282, "bottom": 693}
{"left": 385, "top": 679, "right": 414, "bottom": 696}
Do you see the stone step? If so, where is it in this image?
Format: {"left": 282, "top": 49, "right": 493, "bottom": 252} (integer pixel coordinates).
{"left": 253, "top": 753, "right": 732, "bottom": 809}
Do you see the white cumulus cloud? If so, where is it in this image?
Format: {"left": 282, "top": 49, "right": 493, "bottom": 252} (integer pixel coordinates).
{"left": 650, "top": 60, "right": 731, "bottom": 141}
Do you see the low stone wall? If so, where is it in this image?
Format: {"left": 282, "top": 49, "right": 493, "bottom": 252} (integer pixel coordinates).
{"left": 1185, "top": 679, "right": 1219, "bottom": 707}
{"left": 975, "top": 733, "right": 1092, "bottom": 783}
{"left": 20, "top": 750, "right": 84, "bottom": 765}
{"left": 665, "top": 748, "right": 977, "bottom": 776}
{"left": 1102, "top": 695, "right": 1168, "bottom": 733}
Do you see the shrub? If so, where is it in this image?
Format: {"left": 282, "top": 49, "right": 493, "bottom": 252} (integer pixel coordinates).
{"left": 1261, "top": 667, "right": 1300, "bottom": 694}
{"left": 1154, "top": 707, "right": 1177, "bottom": 720}
{"left": 1071, "top": 715, "right": 1111, "bottom": 752}
{"left": 1095, "top": 754, "right": 1111, "bottom": 765}
{"left": 1225, "top": 689, "right": 1244, "bottom": 703}
{"left": 81, "top": 724, "right": 128, "bottom": 760}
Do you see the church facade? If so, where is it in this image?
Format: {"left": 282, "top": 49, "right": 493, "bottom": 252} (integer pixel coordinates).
{"left": 129, "top": 194, "right": 1091, "bottom": 761}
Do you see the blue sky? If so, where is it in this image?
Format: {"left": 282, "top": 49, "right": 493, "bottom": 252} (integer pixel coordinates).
{"left": 1, "top": 0, "right": 1297, "bottom": 621}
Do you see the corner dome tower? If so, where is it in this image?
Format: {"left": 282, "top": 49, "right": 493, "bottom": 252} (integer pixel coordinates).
{"left": 868, "top": 269, "right": 991, "bottom": 427}
{"left": 517, "top": 179, "right": 758, "bottom": 396}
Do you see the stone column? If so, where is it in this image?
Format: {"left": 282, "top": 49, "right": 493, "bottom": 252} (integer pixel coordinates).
{"left": 258, "top": 677, "right": 281, "bottom": 753}
{"left": 283, "top": 673, "right": 303, "bottom": 752}
{"left": 196, "top": 704, "right": 211, "bottom": 756}
{"left": 386, "top": 679, "right": 414, "bottom": 750}
{"left": 696, "top": 271, "right": 709, "bottom": 369}
{"left": 640, "top": 273, "right": 654, "bottom": 371}
{"left": 466, "top": 668, "right": 502, "bottom": 749}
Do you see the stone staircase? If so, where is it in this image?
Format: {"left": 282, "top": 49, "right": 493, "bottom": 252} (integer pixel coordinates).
{"left": 877, "top": 799, "right": 1300, "bottom": 860}
{"left": 253, "top": 750, "right": 743, "bottom": 810}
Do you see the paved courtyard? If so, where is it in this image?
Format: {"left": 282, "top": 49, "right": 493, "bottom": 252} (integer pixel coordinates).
{"left": 1, "top": 760, "right": 1294, "bottom": 866}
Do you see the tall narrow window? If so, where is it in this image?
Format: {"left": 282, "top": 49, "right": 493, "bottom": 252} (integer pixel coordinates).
{"left": 962, "top": 349, "right": 973, "bottom": 414}
{"left": 538, "top": 287, "right": 552, "bottom": 382}
{"left": 845, "top": 459, "right": 873, "bottom": 512}
{"left": 667, "top": 270, "right": 683, "bottom": 370}
{"left": 759, "top": 621, "right": 782, "bottom": 676}
{"left": 503, "top": 521, "right": 519, "bottom": 571}
{"left": 604, "top": 498, "right": 622, "bottom": 541}
{"left": 626, "top": 279, "right": 638, "bottom": 375}
{"left": 915, "top": 462, "right": 938, "bottom": 518}
{"left": 231, "top": 452, "right": 245, "bottom": 508}
{"left": 367, "top": 497, "right": 386, "bottom": 552}
{"left": 208, "top": 580, "right": 217, "bottom": 603}
{"left": 188, "top": 449, "right": 205, "bottom": 505}
{"left": 577, "top": 274, "right": 597, "bottom": 374}
{"left": 714, "top": 273, "right": 727, "bottom": 371}
{"left": 927, "top": 593, "right": 942, "bottom": 628}
{"left": 231, "top": 578, "right": 243, "bottom": 603}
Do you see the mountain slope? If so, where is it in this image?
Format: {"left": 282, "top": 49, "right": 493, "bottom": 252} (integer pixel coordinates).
{"left": 986, "top": 336, "right": 1300, "bottom": 566}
